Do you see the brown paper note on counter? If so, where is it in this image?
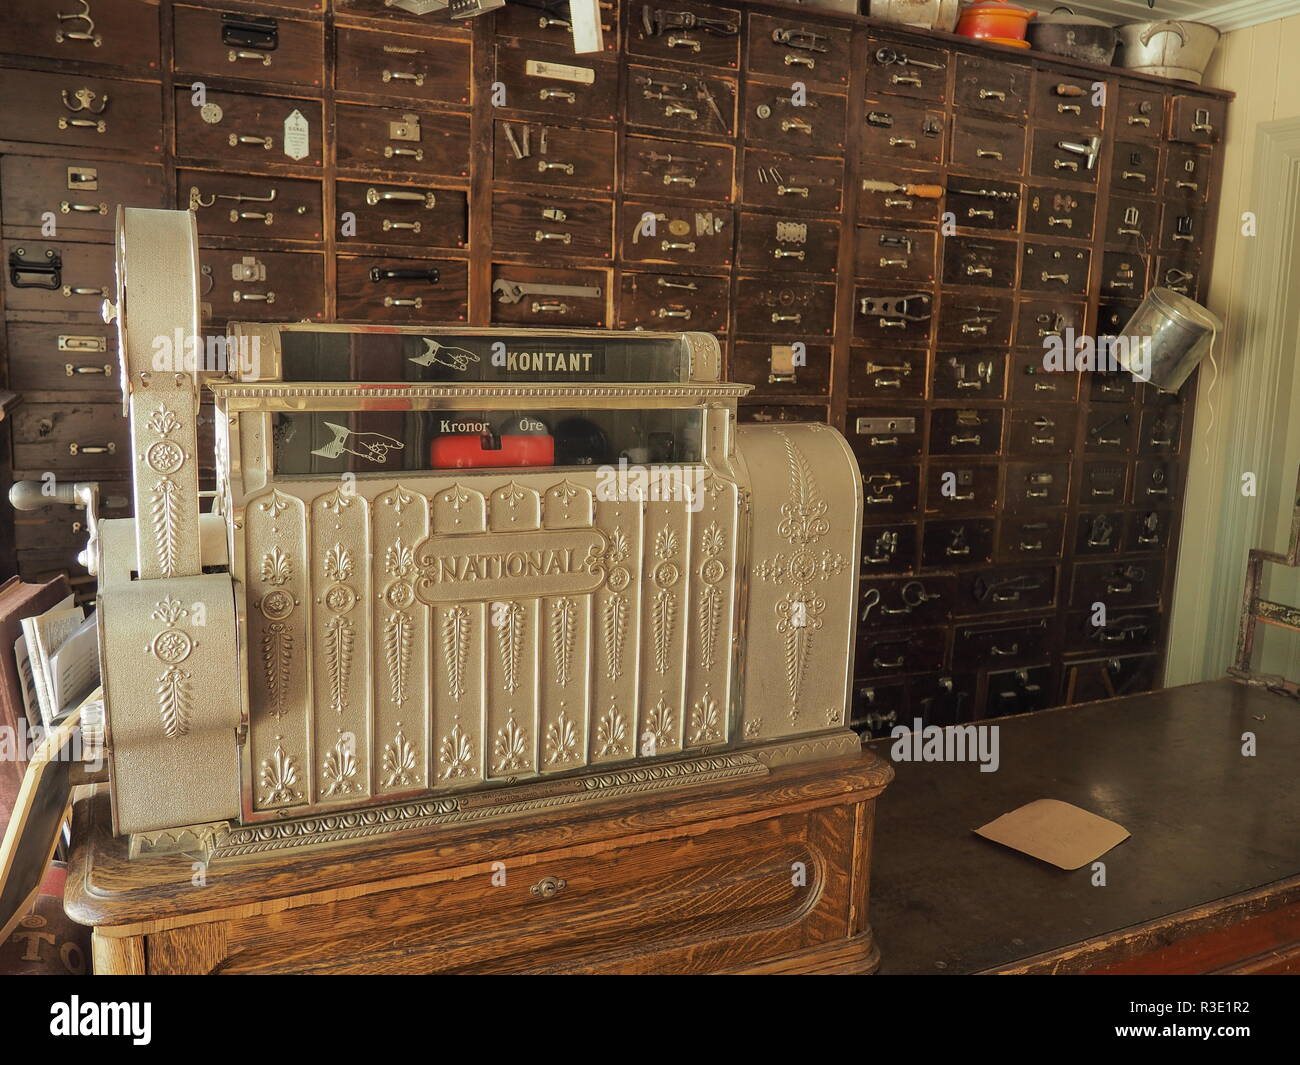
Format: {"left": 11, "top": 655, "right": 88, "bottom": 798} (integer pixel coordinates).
{"left": 974, "top": 799, "right": 1130, "bottom": 870}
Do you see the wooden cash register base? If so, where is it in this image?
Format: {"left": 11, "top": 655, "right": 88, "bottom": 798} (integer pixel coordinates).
{"left": 64, "top": 747, "right": 893, "bottom": 975}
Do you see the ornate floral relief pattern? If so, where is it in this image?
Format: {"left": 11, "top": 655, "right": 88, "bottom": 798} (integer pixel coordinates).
{"left": 442, "top": 606, "right": 470, "bottom": 700}
{"left": 383, "top": 611, "right": 413, "bottom": 706}
{"left": 321, "top": 735, "right": 359, "bottom": 798}
{"left": 382, "top": 484, "right": 418, "bottom": 514}
{"left": 260, "top": 546, "right": 292, "bottom": 586}
{"left": 147, "top": 597, "right": 194, "bottom": 738}
{"left": 544, "top": 710, "right": 579, "bottom": 767}
{"left": 324, "top": 615, "right": 355, "bottom": 714}
{"left": 588, "top": 527, "right": 632, "bottom": 681}
{"left": 156, "top": 666, "right": 191, "bottom": 739}
{"left": 603, "top": 596, "right": 628, "bottom": 682}
{"left": 150, "top": 477, "right": 182, "bottom": 577}
{"left": 382, "top": 727, "right": 420, "bottom": 789}
{"left": 439, "top": 721, "right": 476, "bottom": 779}
{"left": 688, "top": 693, "right": 722, "bottom": 745}
{"left": 319, "top": 486, "right": 354, "bottom": 516}
{"left": 596, "top": 703, "right": 628, "bottom": 758}
{"left": 651, "top": 528, "right": 681, "bottom": 674}
{"left": 494, "top": 601, "right": 525, "bottom": 693}
{"left": 259, "top": 490, "right": 292, "bottom": 518}
{"left": 493, "top": 717, "right": 529, "bottom": 774}
{"left": 642, "top": 698, "right": 677, "bottom": 755}
{"left": 550, "top": 597, "right": 576, "bottom": 688}
{"left": 258, "top": 741, "right": 302, "bottom": 807}
{"left": 261, "top": 622, "right": 293, "bottom": 718}
{"left": 697, "top": 522, "right": 727, "bottom": 671}
{"left": 323, "top": 543, "right": 354, "bottom": 583}
{"left": 384, "top": 539, "right": 415, "bottom": 579}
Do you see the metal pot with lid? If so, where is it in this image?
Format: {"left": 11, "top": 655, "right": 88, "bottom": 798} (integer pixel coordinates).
{"left": 1026, "top": 6, "right": 1119, "bottom": 66}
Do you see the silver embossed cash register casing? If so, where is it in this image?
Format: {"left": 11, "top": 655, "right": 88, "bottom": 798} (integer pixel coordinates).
{"left": 94, "top": 208, "right": 864, "bottom": 852}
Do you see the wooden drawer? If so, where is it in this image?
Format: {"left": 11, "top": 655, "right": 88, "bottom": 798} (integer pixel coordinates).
{"left": 854, "top": 285, "right": 932, "bottom": 343}
{"left": 1062, "top": 653, "right": 1158, "bottom": 704}
{"left": 847, "top": 407, "right": 924, "bottom": 461}
{"left": 1066, "top": 606, "right": 1159, "bottom": 654}
{"left": 854, "top": 224, "right": 932, "bottom": 283}
{"left": 12, "top": 401, "right": 129, "bottom": 475}
{"left": 1126, "top": 509, "right": 1171, "bottom": 553}
{"left": 1097, "top": 297, "right": 1141, "bottom": 338}
{"left": 1007, "top": 408, "right": 1076, "bottom": 456}
{"left": 857, "top": 627, "right": 945, "bottom": 678}
{"left": 1025, "top": 186, "right": 1095, "bottom": 240}
{"left": 1099, "top": 252, "right": 1146, "bottom": 299}
{"left": 858, "top": 163, "right": 943, "bottom": 226}
{"left": 1089, "top": 369, "right": 1137, "bottom": 406}
{"left": 489, "top": 263, "right": 606, "bottom": 327}
{"left": 5, "top": 323, "right": 117, "bottom": 396}
{"left": 1005, "top": 460, "right": 1070, "bottom": 510}
{"left": 925, "top": 463, "right": 998, "bottom": 514}
{"left": 910, "top": 671, "right": 978, "bottom": 726}
{"left": 859, "top": 575, "right": 953, "bottom": 631}
{"left": 1103, "top": 194, "right": 1157, "bottom": 249}
{"left": 335, "top": 104, "right": 470, "bottom": 179}
{"left": 1009, "top": 352, "right": 1079, "bottom": 402}
{"left": 741, "top": 149, "right": 842, "bottom": 213}
{"left": 1169, "top": 94, "right": 1225, "bottom": 144}
{"left": 862, "top": 463, "right": 921, "bottom": 517}
{"left": 935, "top": 291, "right": 1013, "bottom": 346}
{"left": 1015, "top": 296, "right": 1085, "bottom": 349}
{"left": 747, "top": 12, "right": 851, "bottom": 87}
{"left": 943, "top": 235, "right": 1017, "bottom": 289}
{"left": 862, "top": 522, "right": 918, "bottom": 571}
{"left": 0, "top": 69, "right": 162, "bottom": 153}
{"left": 1116, "top": 85, "right": 1164, "bottom": 140}
{"left": 949, "top": 113, "right": 1025, "bottom": 176}
{"left": 15, "top": 481, "right": 131, "bottom": 553}
{"left": 1029, "top": 127, "right": 1098, "bottom": 185}
{"left": 851, "top": 677, "right": 908, "bottom": 735}
{"left": 1134, "top": 458, "right": 1178, "bottom": 504}
{"left": 1139, "top": 405, "right": 1182, "bottom": 455}
{"left": 922, "top": 518, "right": 995, "bottom": 567}
{"left": 929, "top": 407, "right": 1002, "bottom": 457}
{"left": 623, "top": 135, "right": 733, "bottom": 202}
{"left": 1031, "top": 71, "right": 1103, "bottom": 130}
{"left": 946, "top": 178, "right": 1020, "bottom": 233}
{"left": 1156, "top": 253, "right": 1203, "bottom": 299}
{"left": 172, "top": 6, "right": 323, "bottom": 89}
{"left": 627, "top": 1, "right": 740, "bottom": 68}
{"left": 4, "top": 240, "right": 113, "bottom": 316}
{"left": 1159, "top": 202, "right": 1206, "bottom": 253}
{"left": 1162, "top": 145, "right": 1211, "bottom": 203}
{"left": 733, "top": 276, "right": 835, "bottom": 335}
{"left": 337, "top": 255, "right": 467, "bottom": 323}
{"left": 955, "top": 616, "right": 1052, "bottom": 667}
{"left": 1081, "top": 461, "right": 1128, "bottom": 504}
{"left": 493, "top": 0, "right": 618, "bottom": 50}
{"left": 848, "top": 345, "right": 925, "bottom": 399}
{"left": 493, "top": 120, "right": 616, "bottom": 192}
{"left": 619, "top": 201, "right": 731, "bottom": 267}
{"left": 200, "top": 249, "right": 325, "bottom": 324}
{"left": 1084, "top": 408, "right": 1136, "bottom": 455}
{"left": 931, "top": 351, "right": 1005, "bottom": 401}
{"left": 1021, "top": 243, "right": 1090, "bottom": 295}
{"left": 0, "top": 0, "right": 160, "bottom": 69}
{"left": 985, "top": 664, "right": 1054, "bottom": 716}
{"left": 731, "top": 339, "right": 831, "bottom": 397}
{"left": 337, "top": 26, "right": 470, "bottom": 106}
{"left": 862, "top": 99, "right": 945, "bottom": 167}
{"left": 180, "top": 170, "right": 322, "bottom": 242}
{"left": 997, "top": 515, "right": 1065, "bottom": 563}
{"left": 625, "top": 66, "right": 736, "bottom": 137}
{"left": 0, "top": 156, "right": 164, "bottom": 241}
{"left": 496, "top": 192, "right": 612, "bottom": 259}
{"left": 495, "top": 44, "right": 616, "bottom": 121}
{"left": 1110, "top": 140, "right": 1160, "bottom": 196}
{"left": 865, "top": 36, "right": 949, "bottom": 103}
{"left": 740, "top": 213, "right": 839, "bottom": 275}
{"left": 953, "top": 53, "right": 1029, "bottom": 115}
{"left": 743, "top": 80, "right": 846, "bottom": 157}
{"left": 174, "top": 88, "right": 323, "bottom": 167}
{"left": 616, "top": 271, "right": 728, "bottom": 332}
{"left": 954, "top": 565, "right": 1057, "bottom": 617}
{"left": 337, "top": 180, "right": 467, "bottom": 250}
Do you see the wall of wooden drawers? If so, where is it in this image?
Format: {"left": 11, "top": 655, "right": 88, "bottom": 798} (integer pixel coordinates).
{"left": 0, "top": 0, "right": 1228, "bottom": 725}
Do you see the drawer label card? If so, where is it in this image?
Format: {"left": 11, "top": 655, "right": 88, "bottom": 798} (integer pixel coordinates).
{"left": 525, "top": 60, "right": 595, "bottom": 85}
{"left": 284, "top": 109, "right": 310, "bottom": 161}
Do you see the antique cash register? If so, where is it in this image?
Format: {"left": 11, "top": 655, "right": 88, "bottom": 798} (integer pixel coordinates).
{"left": 65, "top": 206, "right": 870, "bottom": 856}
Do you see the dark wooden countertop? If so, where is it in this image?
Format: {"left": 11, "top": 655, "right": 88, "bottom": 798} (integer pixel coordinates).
{"left": 868, "top": 678, "right": 1300, "bottom": 974}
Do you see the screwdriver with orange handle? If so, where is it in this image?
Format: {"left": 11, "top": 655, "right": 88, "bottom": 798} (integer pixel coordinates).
{"left": 861, "top": 178, "right": 944, "bottom": 199}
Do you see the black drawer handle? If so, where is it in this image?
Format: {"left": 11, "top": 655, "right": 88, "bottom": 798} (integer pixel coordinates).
{"left": 369, "top": 267, "right": 440, "bottom": 284}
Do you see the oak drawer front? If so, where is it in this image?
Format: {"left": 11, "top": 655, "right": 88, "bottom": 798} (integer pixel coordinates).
{"left": 854, "top": 285, "right": 932, "bottom": 343}
{"left": 174, "top": 88, "right": 323, "bottom": 167}
{"left": 624, "top": 135, "right": 734, "bottom": 201}
{"left": 747, "top": 12, "right": 851, "bottom": 87}
{"left": 1103, "top": 194, "right": 1158, "bottom": 250}
{"left": 1134, "top": 458, "right": 1179, "bottom": 505}
{"left": 733, "top": 276, "right": 835, "bottom": 335}
{"left": 1126, "top": 509, "right": 1171, "bottom": 553}
{"left": 0, "top": 0, "right": 161, "bottom": 70}
{"left": 4, "top": 240, "right": 114, "bottom": 316}
{"left": 997, "top": 515, "right": 1065, "bottom": 563}
{"left": 922, "top": 518, "right": 995, "bottom": 567}
{"left": 738, "top": 403, "right": 828, "bottom": 426}
{"left": 1089, "top": 370, "right": 1137, "bottom": 407}
{"left": 1004, "top": 460, "right": 1070, "bottom": 510}
{"left": 337, "top": 255, "right": 467, "bottom": 323}
{"left": 493, "top": 0, "right": 618, "bottom": 50}
{"left": 616, "top": 271, "right": 728, "bottom": 332}
{"left": 337, "top": 27, "right": 470, "bottom": 106}
{"left": 1031, "top": 71, "right": 1103, "bottom": 130}
{"left": 733, "top": 339, "right": 831, "bottom": 397}
{"left": 200, "top": 249, "right": 325, "bottom": 323}
{"left": 859, "top": 575, "right": 953, "bottom": 631}
{"left": 172, "top": 6, "right": 323, "bottom": 88}
{"left": 1162, "top": 145, "right": 1211, "bottom": 204}
{"left": 1139, "top": 406, "right": 1183, "bottom": 455}
{"left": 740, "top": 214, "right": 839, "bottom": 275}
{"left": 1070, "top": 559, "right": 1164, "bottom": 608}
{"left": 6, "top": 323, "right": 117, "bottom": 395}
{"left": 1169, "top": 94, "right": 1225, "bottom": 144}
{"left": 1159, "top": 202, "right": 1205, "bottom": 253}
{"left": 626, "top": 66, "right": 736, "bottom": 137}
{"left": 1024, "top": 186, "right": 1095, "bottom": 240}
{"left": 1099, "top": 252, "right": 1146, "bottom": 299}
{"left": 1097, "top": 297, "right": 1141, "bottom": 339}
{"left": 1084, "top": 408, "right": 1136, "bottom": 455}
{"left": 495, "top": 44, "right": 616, "bottom": 121}
{"left": 0, "top": 69, "right": 162, "bottom": 153}
{"left": 1009, "top": 353, "right": 1078, "bottom": 403}
{"left": 335, "top": 104, "right": 470, "bottom": 179}
{"left": 931, "top": 351, "right": 1005, "bottom": 401}
{"left": 847, "top": 406, "right": 924, "bottom": 461}
{"left": 858, "top": 627, "right": 945, "bottom": 678}
{"left": 855, "top": 224, "right": 934, "bottom": 283}
{"left": 493, "top": 120, "right": 616, "bottom": 191}
{"left": 949, "top": 113, "right": 1025, "bottom": 176}
{"left": 1007, "top": 408, "right": 1076, "bottom": 456}
{"left": 862, "top": 522, "right": 918, "bottom": 571}
{"left": 180, "top": 170, "right": 322, "bottom": 241}
{"left": 862, "top": 463, "right": 921, "bottom": 517}
{"left": 946, "top": 178, "right": 1020, "bottom": 233}
{"left": 490, "top": 263, "right": 607, "bottom": 327}
{"left": 1066, "top": 606, "right": 1160, "bottom": 654}
{"left": 942, "top": 235, "right": 1017, "bottom": 288}
{"left": 1029, "top": 128, "right": 1098, "bottom": 184}
{"left": 1062, "top": 652, "right": 1158, "bottom": 704}
{"left": 12, "top": 401, "right": 129, "bottom": 474}
{"left": 741, "top": 149, "right": 842, "bottom": 213}
{"left": 0, "top": 156, "right": 165, "bottom": 240}
{"left": 925, "top": 463, "right": 998, "bottom": 514}
{"left": 986, "top": 664, "right": 1054, "bottom": 716}
{"left": 954, "top": 54, "right": 1029, "bottom": 116}
{"left": 865, "top": 36, "right": 949, "bottom": 103}
{"left": 495, "top": 193, "right": 612, "bottom": 259}
{"left": 1081, "top": 460, "right": 1127, "bottom": 504}
{"left": 848, "top": 345, "right": 926, "bottom": 399}
{"left": 857, "top": 162, "right": 943, "bottom": 225}
{"left": 954, "top": 565, "right": 1056, "bottom": 617}
{"left": 1116, "top": 86, "right": 1164, "bottom": 140}
{"left": 955, "top": 616, "right": 1052, "bottom": 667}
{"left": 863, "top": 100, "right": 945, "bottom": 167}
{"left": 934, "top": 291, "right": 1013, "bottom": 347}
{"left": 619, "top": 201, "right": 732, "bottom": 267}
{"left": 1020, "top": 243, "right": 1089, "bottom": 295}
{"left": 1015, "top": 296, "right": 1086, "bottom": 349}
{"left": 929, "top": 407, "right": 1002, "bottom": 457}
{"left": 627, "top": 0, "right": 741, "bottom": 68}
{"left": 15, "top": 481, "right": 131, "bottom": 552}
{"left": 743, "top": 81, "right": 846, "bottom": 157}
{"left": 337, "top": 180, "right": 467, "bottom": 250}
{"left": 1110, "top": 140, "right": 1160, "bottom": 196}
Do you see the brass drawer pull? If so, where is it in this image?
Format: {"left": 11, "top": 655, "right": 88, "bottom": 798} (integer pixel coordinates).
{"left": 233, "top": 290, "right": 275, "bottom": 303}
{"left": 865, "top": 492, "right": 896, "bottom": 501}
{"left": 539, "top": 16, "right": 570, "bottom": 29}
{"left": 664, "top": 103, "right": 698, "bottom": 120}
{"left": 991, "top": 643, "right": 1019, "bottom": 656}
{"left": 1025, "top": 488, "right": 1049, "bottom": 499}
{"left": 530, "top": 876, "right": 567, "bottom": 899}
{"left": 656, "top": 278, "right": 696, "bottom": 290}
{"left": 1122, "top": 170, "right": 1147, "bottom": 181}
{"left": 1147, "top": 486, "right": 1169, "bottom": 497}
{"left": 948, "top": 491, "right": 974, "bottom": 502}
{"left": 1057, "top": 103, "right": 1081, "bottom": 115}
{"left": 662, "top": 240, "right": 695, "bottom": 252}
{"left": 976, "top": 148, "right": 1002, "bottom": 160}
{"left": 384, "top": 70, "right": 425, "bottom": 85}
{"left": 878, "top": 318, "right": 906, "bottom": 328}
{"left": 663, "top": 173, "right": 696, "bottom": 186}
{"left": 878, "top": 256, "right": 907, "bottom": 266}
{"left": 979, "top": 89, "right": 1006, "bottom": 101}
{"left": 946, "top": 545, "right": 970, "bottom": 556}
{"left": 1041, "top": 271, "right": 1069, "bottom": 283}
{"left": 228, "top": 49, "right": 271, "bottom": 66}
{"left": 1117, "top": 227, "right": 1141, "bottom": 237}
{"left": 781, "top": 118, "right": 812, "bottom": 134}
{"left": 1172, "top": 233, "right": 1193, "bottom": 242}
{"left": 385, "top": 146, "right": 423, "bottom": 160}
{"left": 870, "top": 436, "right": 898, "bottom": 446}
{"left": 656, "top": 307, "right": 691, "bottom": 319}
{"left": 771, "top": 312, "right": 802, "bottom": 323}
{"left": 777, "top": 185, "right": 808, "bottom": 197}
{"left": 532, "top": 300, "right": 568, "bottom": 314}
{"left": 383, "top": 220, "right": 421, "bottom": 232}
{"left": 538, "top": 160, "right": 574, "bottom": 174}
{"left": 873, "top": 655, "right": 905, "bottom": 669}
{"left": 775, "top": 248, "right": 806, "bottom": 260}
{"left": 60, "top": 201, "right": 107, "bottom": 214}
{"left": 1128, "top": 114, "right": 1151, "bottom": 126}
{"left": 65, "top": 363, "right": 112, "bottom": 376}
{"left": 967, "top": 208, "right": 993, "bottom": 220}
{"left": 950, "top": 433, "right": 981, "bottom": 446}
{"left": 1019, "top": 540, "right": 1043, "bottom": 551}
{"left": 69, "top": 441, "right": 115, "bottom": 455}
{"left": 1053, "top": 159, "right": 1079, "bottom": 171}
{"left": 230, "top": 210, "right": 273, "bottom": 224}
{"left": 1107, "top": 581, "right": 1134, "bottom": 595}
{"left": 785, "top": 54, "right": 815, "bottom": 68}
{"left": 668, "top": 34, "right": 701, "bottom": 51}
{"left": 962, "top": 323, "right": 987, "bottom": 336}
{"left": 1048, "top": 217, "right": 1073, "bottom": 228}
{"left": 59, "top": 334, "right": 105, "bottom": 352}
{"left": 541, "top": 88, "right": 577, "bottom": 103}
{"left": 1176, "top": 180, "right": 1199, "bottom": 191}
{"left": 892, "top": 74, "right": 922, "bottom": 87}
{"left": 62, "top": 285, "right": 105, "bottom": 296}
{"left": 874, "top": 377, "right": 901, "bottom": 388}
{"left": 1090, "top": 488, "right": 1116, "bottom": 497}
{"left": 535, "top": 230, "right": 572, "bottom": 243}
{"left": 884, "top": 197, "right": 912, "bottom": 208}
{"left": 367, "top": 188, "right": 435, "bottom": 207}
{"left": 229, "top": 134, "right": 272, "bottom": 149}
{"left": 59, "top": 117, "right": 106, "bottom": 132}
{"left": 965, "top": 265, "right": 992, "bottom": 277}
{"left": 383, "top": 296, "right": 422, "bottom": 308}
{"left": 889, "top": 137, "right": 917, "bottom": 148}
{"left": 1030, "top": 435, "right": 1055, "bottom": 445}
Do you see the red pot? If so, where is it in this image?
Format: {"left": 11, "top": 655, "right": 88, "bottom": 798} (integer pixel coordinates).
{"left": 956, "top": 0, "right": 1036, "bottom": 42}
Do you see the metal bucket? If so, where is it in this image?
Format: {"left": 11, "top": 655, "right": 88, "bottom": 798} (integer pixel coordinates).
{"left": 1114, "top": 287, "right": 1222, "bottom": 393}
